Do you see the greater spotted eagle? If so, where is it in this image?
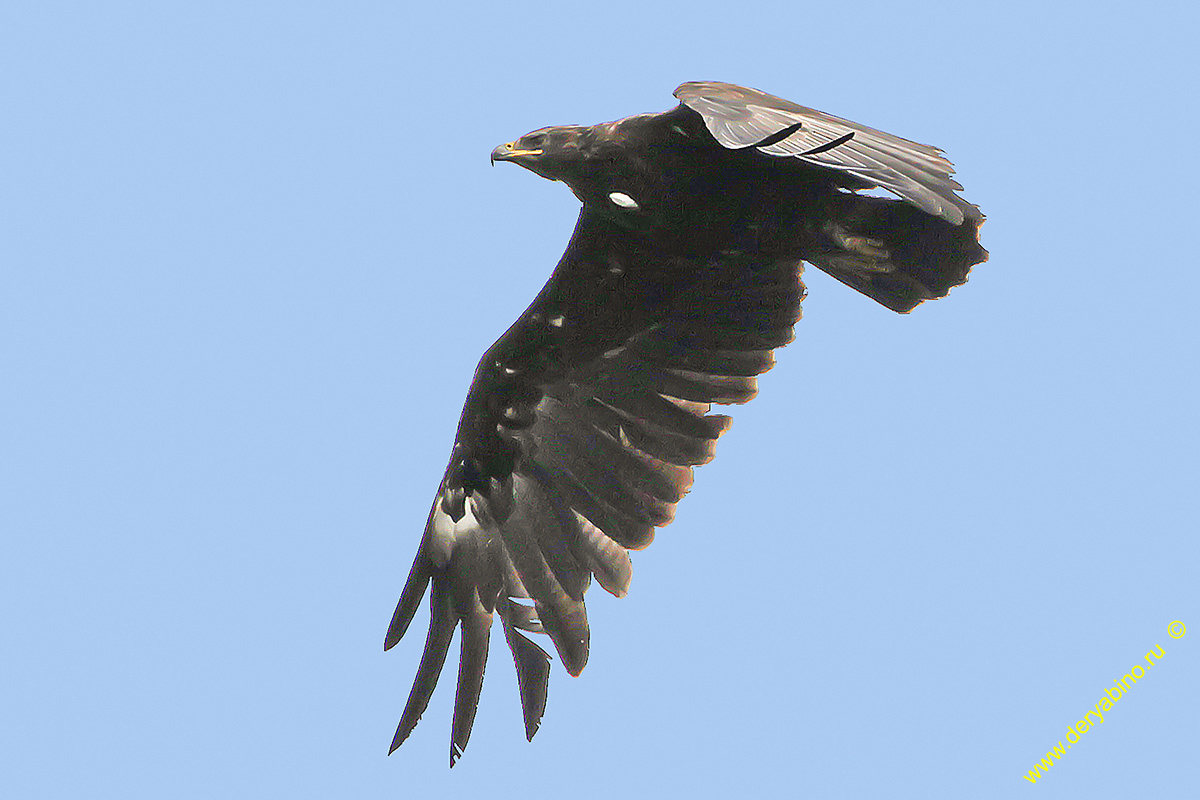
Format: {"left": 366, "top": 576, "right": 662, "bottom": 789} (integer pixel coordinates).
{"left": 385, "top": 81, "right": 987, "bottom": 764}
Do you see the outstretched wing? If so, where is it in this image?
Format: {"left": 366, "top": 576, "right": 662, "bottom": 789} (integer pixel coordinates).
{"left": 674, "top": 81, "right": 981, "bottom": 225}
{"left": 384, "top": 208, "right": 805, "bottom": 765}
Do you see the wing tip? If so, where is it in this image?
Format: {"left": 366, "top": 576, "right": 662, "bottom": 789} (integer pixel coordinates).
{"left": 543, "top": 614, "right": 589, "bottom": 677}
{"left": 501, "top": 613, "right": 552, "bottom": 742}
{"left": 387, "top": 726, "right": 408, "bottom": 756}
{"left": 387, "top": 581, "right": 456, "bottom": 757}
{"left": 448, "top": 608, "right": 491, "bottom": 769}
{"left": 384, "top": 549, "right": 433, "bottom": 650}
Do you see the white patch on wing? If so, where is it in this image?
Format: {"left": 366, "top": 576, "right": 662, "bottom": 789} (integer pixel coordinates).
{"left": 428, "top": 497, "right": 482, "bottom": 568}
{"left": 548, "top": 314, "right": 565, "bottom": 328}
{"left": 608, "top": 191, "right": 639, "bottom": 210}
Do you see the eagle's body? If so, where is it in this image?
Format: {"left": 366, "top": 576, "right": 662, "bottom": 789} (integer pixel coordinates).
{"left": 385, "top": 82, "right": 986, "bottom": 765}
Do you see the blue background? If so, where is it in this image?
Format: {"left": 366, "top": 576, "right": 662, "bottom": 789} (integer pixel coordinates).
{"left": 4, "top": 2, "right": 1196, "bottom": 797}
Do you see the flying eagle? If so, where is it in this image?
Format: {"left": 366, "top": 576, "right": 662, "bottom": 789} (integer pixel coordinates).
{"left": 385, "top": 81, "right": 987, "bottom": 764}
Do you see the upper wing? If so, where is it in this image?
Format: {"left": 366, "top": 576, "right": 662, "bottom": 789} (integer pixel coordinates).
{"left": 384, "top": 208, "right": 805, "bottom": 765}
{"left": 674, "top": 81, "right": 981, "bottom": 225}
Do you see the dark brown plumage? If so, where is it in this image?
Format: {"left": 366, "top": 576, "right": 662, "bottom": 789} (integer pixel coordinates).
{"left": 385, "top": 81, "right": 987, "bottom": 765}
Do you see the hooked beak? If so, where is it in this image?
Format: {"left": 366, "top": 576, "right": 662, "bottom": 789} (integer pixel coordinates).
{"left": 490, "top": 141, "right": 543, "bottom": 166}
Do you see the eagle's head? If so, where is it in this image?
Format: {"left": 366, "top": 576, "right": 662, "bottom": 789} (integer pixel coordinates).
{"left": 490, "top": 125, "right": 592, "bottom": 182}
{"left": 491, "top": 119, "right": 666, "bottom": 224}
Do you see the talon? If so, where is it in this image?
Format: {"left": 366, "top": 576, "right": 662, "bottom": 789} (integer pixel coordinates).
{"left": 844, "top": 235, "right": 890, "bottom": 260}
{"left": 824, "top": 222, "right": 891, "bottom": 260}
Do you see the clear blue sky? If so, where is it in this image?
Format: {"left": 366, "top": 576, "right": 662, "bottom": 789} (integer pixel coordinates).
{"left": 3, "top": 2, "right": 1196, "bottom": 797}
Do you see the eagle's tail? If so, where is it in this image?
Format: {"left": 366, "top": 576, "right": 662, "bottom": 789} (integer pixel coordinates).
{"left": 807, "top": 192, "right": 988, "bottom": 313}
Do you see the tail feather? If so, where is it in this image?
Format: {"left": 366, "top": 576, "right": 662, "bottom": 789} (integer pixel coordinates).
{"left": 809, "top": 192, "right": 988, "bottom": 313}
